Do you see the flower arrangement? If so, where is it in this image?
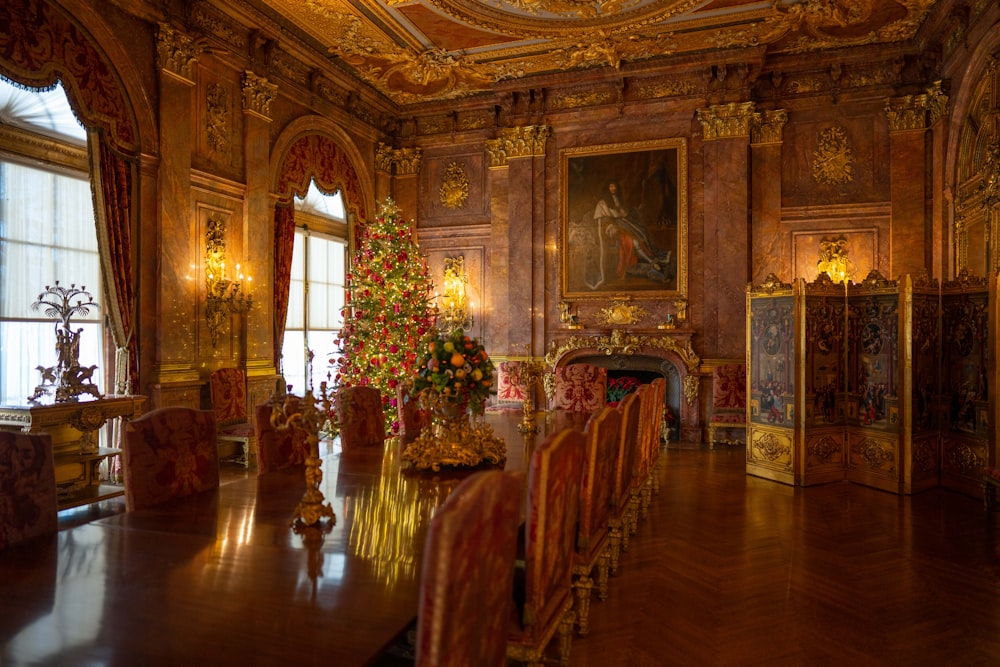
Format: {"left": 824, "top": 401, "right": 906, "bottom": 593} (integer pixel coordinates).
{"left": 411, "top": 329, "right": 494, "bottom": 415}
{"left": 607, "top": 375, "right": 641, "bottom": 405}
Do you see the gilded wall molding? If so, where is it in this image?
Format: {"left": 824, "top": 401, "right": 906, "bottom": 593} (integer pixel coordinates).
{"left": 156, "top": 23, "right": 200, "bottom": 84}
{"left": 696, "top": 102, "right": 756, "bottom": 141}
{"left": 485, "top": 125, "right": 551, "bottom": 167}
{"left": 241, "top": 71, "right": 278, "bottom": 121}
{"left": 374, "top": 143, "right": 423, "bottom": 176}
{"left": 751, "top": 109, "right": 788, "bottom": 145}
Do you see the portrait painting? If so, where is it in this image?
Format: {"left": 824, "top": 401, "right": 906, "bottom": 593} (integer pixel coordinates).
{"left": 561, "top": 138, "right": 687, "bottom": 299}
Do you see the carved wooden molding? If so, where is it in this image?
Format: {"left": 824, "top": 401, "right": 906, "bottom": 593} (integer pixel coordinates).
{"left": 374, "top": 143, "right": 423, "bottom": 175}
{"left": 751, "top": 109, "right": 788, "bottom": 145}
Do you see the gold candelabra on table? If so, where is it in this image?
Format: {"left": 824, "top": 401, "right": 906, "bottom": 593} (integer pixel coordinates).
{"left": 271, "top": 385, "right": 336, "bottom": 528}
{"left": 514, "top": 360, "right": 547, "bottom": 434}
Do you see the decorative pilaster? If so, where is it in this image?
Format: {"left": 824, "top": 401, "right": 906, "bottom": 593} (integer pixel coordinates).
{"left": 696, "top": 102, "right": 756, "bottom": 141}
{"left": 241, "top": 71, "right": 278, "bottom": 122}
{"left": 156, "top": 23, "right": 200, "bottom": 85}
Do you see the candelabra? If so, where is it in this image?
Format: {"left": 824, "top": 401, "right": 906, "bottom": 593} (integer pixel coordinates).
{"left": 205, "top": 214, "right": 253, "bottom": 347}
{"left": 514, "top": 360, "right": 546, "bottom": 434}
{"left": 28, "top": 281, "right": 103, "bottom": 403}
{"left": 270, "top": 385, "right": 335, "bottom": 528}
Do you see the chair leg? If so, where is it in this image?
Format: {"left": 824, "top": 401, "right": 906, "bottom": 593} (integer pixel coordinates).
{"left": 572, "top": 573, "right": 594, "bottom": 636}
{"left": 608, "top": 520, "right": 623, "bottom": 575}
{"left": 557, "top": 609, "right": 575, "bottom": 666}
{"left": 596, "top": 548, "right": 611, "bottom": 601}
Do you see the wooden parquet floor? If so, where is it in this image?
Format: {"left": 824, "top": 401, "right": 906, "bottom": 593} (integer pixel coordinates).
{"left": 570, "top": 445, "right": 1000, "bottom": 667}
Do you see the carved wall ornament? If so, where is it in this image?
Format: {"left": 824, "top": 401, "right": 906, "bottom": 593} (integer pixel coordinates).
{"left": 812, "top": 126, "right": 854, "bottom": 185}
{"left": 241, "top": 71, "right": 278, "bottom": 121}
{"left": 749, "top": 273, "right": 793, "bottom": 294}
{"left": 439, "top": 162, "right": 470, "bottom": 209}
{"left": 696, "top": 102, "right": 756, "bottom": 140}
{"left": 548, "top": 89, "right": 615, "bottom": 111}
{"left": 751, "top": 109, "right": 788, "bottom": 145}
{"left": 156, "top": 23, "right": 200, "bottom": 84}
{"left": 375, "top": 143, "right": 394, "bottom": 174}
{"left": 206, "top": 83, "right": 231, "bottom": 157}
{"left": 633, "top": 79, "right": 697, "bottom": 99}
{"left": 597, "top": 300, "right": 649, "bottom": 326}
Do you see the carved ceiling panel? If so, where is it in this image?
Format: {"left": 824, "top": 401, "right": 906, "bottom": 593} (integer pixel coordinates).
{"left": 249, "top": 0, "right": 939, "bottom": 105}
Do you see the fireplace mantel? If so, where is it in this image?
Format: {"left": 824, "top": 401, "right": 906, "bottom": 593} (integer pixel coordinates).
{"left": 545, "top": 327, "right": 702, "bottom": 443}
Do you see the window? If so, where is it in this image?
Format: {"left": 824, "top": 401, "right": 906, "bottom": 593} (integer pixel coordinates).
{"left": 282, "top": 182, "right": 348, "bottom": 394}
{"left": 0, "top": 79, "right": 104, "bottom": 405}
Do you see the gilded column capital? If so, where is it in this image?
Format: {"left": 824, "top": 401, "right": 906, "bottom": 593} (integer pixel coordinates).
{"left": 375, "top": 143, "right": 394, "bottom": 174}
{"left": 486, "top": 125, "right": 551, "bottom": 167}
{"left": 696, "top": 102, "right": 756, "bottom": 141}
{"left": 156, "top": 23, "right": 200, "bottom": 85}
{"left": 924, "top": 80, "right": 949, "bottom": 126}
{"left": 394, "top": 147, "right": 422, "bottom": 176}
{"left": 241, "top": 71, "right": 278, "bottom": 121}
{"left": 751, "top": 109, "right": 788, "bottom": 145}
{"left": 884, "top": 94, "right": 929, "bottom": 132}
{"left": 374, "top": 143, "right": 422, "bottom": 175}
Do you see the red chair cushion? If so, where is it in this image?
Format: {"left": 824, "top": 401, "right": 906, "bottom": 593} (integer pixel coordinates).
{"left": 0, "top": 431, "right": 57, "bottom": 550}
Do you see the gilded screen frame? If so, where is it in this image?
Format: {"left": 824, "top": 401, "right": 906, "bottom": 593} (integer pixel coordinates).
{"left": 560, "top": 138, "right": 687, "bottom": 300}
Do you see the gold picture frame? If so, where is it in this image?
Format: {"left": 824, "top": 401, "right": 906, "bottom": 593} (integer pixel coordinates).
{"left": 561, "top": 138, "right": 687, "bottom": 299}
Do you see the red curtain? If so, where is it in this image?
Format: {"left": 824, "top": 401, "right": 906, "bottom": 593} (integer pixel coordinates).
{"left": 273, "top": 205, "right": 296, "bottom": 371}
{"left": 93, "top": 135, "right": 137, "bottom": 393}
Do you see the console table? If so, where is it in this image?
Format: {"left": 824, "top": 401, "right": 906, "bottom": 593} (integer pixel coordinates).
{"left": 0, "top": 394, "right": 147, "bottom": 509}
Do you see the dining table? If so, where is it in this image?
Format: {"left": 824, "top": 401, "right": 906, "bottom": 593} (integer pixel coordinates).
{"left": 0, "top": 409, "right": 591, "bottom": 667}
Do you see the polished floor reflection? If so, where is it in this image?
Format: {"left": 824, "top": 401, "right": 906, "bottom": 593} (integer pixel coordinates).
{"left": 32, "top": 438, "right": 1000, "bottom": 666}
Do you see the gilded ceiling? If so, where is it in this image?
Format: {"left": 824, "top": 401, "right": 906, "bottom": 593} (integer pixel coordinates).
{"left": 255, "top": 0, "right": 939, "bottom": 105}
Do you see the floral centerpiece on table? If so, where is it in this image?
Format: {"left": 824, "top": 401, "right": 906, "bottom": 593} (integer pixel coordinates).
{"left": 411, "top": 328, "right": 495, "bottom": 415}
{"left": 403, "top": 328, "right": 505, "bottom": 471}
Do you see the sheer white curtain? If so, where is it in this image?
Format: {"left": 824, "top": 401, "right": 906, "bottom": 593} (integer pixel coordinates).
{"left": 0, "top": 160, "right": 103, "bottom": 405}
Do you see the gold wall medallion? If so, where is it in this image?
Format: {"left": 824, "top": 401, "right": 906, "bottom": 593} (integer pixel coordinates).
{"left": 812, "top": 126, "right": 853, "bottom": 185}
{"left": 439, "top": 162, "right": 469, "bottom": 209}
{"left": 597, "top": 299, "right": 648, "bottom": 326}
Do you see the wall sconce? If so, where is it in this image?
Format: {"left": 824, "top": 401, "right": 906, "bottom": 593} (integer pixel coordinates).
{"left": 817, "top": 236, "right": 854, "bottom": 285}
{"left": 205, "top": 214, "right": 253, "bottom": 347}
{"left": 438, "top": 255, "right": 473, "bottom": 331}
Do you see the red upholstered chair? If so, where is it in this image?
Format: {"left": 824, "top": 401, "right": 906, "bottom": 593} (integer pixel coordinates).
{"left": 336, "top": 386, "right": 386, "bottom": 451}
{"left": 609, "top": 392, "right": 641, "bottom": 575}
{"left": 209, "top": 368, "right": 256, "bottom": 467}
{"left": 0, "top": 431, "right": 57, "bottom": 550}
{"left": 507, "top": 428, "right": 585, "bottom": 667}
{"left": 645, "top": 377, "right": 667, "bottom": 501}
{"left": 254, "top": 397, "right": 311, "bottom": 475}
{"left": 397, "top": 383, "right": 431, "bottom": 444}
{"left": 708, "top": 363, "right": 747, "bottom": 447}
{"left": 415, "top": 470, "right": 523, "bottom": 667}
{"left": 122, "top": 407, "right": 220, "bottom": 511}
{"left": 626, "top": 384, "right": 654, "bottom": 538}
{"left": 551, "top": 363, "right": 607, "bottom": 413}
{"left": 490, "top": 360, "right": 528, "bottom": 412}
{"left": 572, "top": 406, "right": 622, "bottom": 636}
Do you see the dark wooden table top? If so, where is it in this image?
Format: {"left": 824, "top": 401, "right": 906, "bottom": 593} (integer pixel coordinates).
{"left": 0, "top": 409, "right": 591, "bottom": 667}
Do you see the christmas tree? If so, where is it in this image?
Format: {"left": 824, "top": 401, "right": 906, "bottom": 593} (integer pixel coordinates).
{"left": 333, "top": 198, "right": 436, "bottom": 432}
